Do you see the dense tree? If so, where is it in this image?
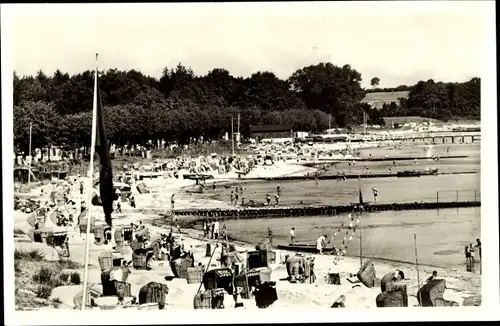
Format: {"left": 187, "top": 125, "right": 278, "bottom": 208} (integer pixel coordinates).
{"left": 370, "top": 77, "right": 380, "bottom": 88}
{"left": 12, "top": 62, "right": 480, "bottom": 153}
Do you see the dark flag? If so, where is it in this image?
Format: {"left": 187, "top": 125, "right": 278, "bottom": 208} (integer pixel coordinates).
{"left": 94, "top": 74, "right": 114, "bottom": 226}
{"left": 359, "top": 187, "right": 364, "bottom": 205}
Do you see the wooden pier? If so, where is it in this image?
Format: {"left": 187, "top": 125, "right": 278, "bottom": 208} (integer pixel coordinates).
{"left": 243, "top": 170, "right": 476, "bottom": 182}
{"left": 169, "top": 200, "right": 481, "bottom": 221}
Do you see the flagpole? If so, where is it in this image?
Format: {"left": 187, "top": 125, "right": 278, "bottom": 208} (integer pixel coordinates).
{"left": 231, "top": 115, "right": 234, "bottom": 156}
{"left": 81, "top": 53, "right": 99, "bottom": 310}
{"left": 359, "top": 211, "right": 363, "bottom": 268}
{"left": 28, "top": 122, "right": 32, "bottom": 184}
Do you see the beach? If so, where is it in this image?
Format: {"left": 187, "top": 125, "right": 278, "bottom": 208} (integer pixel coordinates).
{"left": 13, "top": 140, "right": 481, "bottom": 310}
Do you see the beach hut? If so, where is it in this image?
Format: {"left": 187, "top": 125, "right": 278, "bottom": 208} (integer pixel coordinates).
{"left": 357, "top": 261, "right": 376, "bottom": 288}
{"left": 417, "top": 279, "right": 447, "bottom": 307}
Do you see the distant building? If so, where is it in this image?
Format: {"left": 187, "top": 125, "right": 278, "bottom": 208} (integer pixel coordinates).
{"left": 361, "top": 91, "right": 410, "bottom": 109}
{"left": 250, "top": 124, "right": 294, "bottom": 141}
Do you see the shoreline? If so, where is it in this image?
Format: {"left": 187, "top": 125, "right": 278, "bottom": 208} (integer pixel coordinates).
{"left": 13, "top": 143, "right": 481, "bottom": 309}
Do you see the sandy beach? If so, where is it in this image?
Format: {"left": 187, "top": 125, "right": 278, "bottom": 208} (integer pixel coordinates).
{"left": 13, "top": 154, "right": 480, "bottom": 310}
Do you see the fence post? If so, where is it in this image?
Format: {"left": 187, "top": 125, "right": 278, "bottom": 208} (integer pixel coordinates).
{"left": 456, "top": 190, "right": 459, "bottom": 202}
{"left": 436, "top": 191, "right": 439, "bottom": 203}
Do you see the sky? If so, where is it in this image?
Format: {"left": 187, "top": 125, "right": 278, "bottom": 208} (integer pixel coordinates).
{"left": 3, "top": 1, "right": 494, "bottom": 88}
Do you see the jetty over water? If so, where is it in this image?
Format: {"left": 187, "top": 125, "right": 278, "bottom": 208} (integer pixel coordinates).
{"left": 244, "top": 170, "right": 476, "bottom": 182}
{"left": 168, "top": 200, "right": 480, "bottom": 221}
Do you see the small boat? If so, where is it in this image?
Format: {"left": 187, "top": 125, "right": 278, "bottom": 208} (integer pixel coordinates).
{"left": 397, "top": 168, "right": 438, "bottom": 177}
{"left": 397, "top": 170, "right": 421, "bottom": 177}
{"left": 276, "top": 243, "right": 337, "bottom": 254}
{"left": 183, "top": 174, "right": 214, "bottom": 181}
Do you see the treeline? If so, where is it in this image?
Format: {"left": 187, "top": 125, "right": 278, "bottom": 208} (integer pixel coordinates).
{"left": 377, "top": 78, "right": 481, "bottom": 121}
{"left": 13, "top": 63, "right": 480, "bottom": 154}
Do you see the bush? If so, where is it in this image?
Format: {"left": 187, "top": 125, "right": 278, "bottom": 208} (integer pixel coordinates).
{"left": 69, "top": 272, "right": 81, "bottom": 285}
{"left": 58, "top": 260, "right": 81, "bottom": 270}
{"left": 35, "top": 284, "right": 53, "bottom": 299}
{"left": 14, "top": 229, "right": 26, "bottom": 235}
{"left": 14, "top": 249, "right": 44, "bottom": 262}
{"left": 51, "top": 297, "right": 62, "bottom": 308}
{"left": 14, "top": 260, "right": 21, "bottom": 273}
{"left": 32, "top": 266, "right": 55, "bottom": 284}
{"left": 58, "top": 272, "right": 70, "bottom": 283}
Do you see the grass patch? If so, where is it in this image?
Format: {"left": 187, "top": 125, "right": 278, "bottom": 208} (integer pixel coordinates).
{"left": 35, "top": 284, "right": 53, "bottom": 299}
{"left": 15, "top": 249, "right": 82, "bottom": 310}
{"left": 14, "top": 249, "right": 45, "bottom": 262}
{"left": 14, "top": 229, "right": 26, "bottom": 235}
{"left": 50, "top": 297, "right": 63, "bottom": 308}
{"left": 58, "top": 259, "right": 82, "bottom": 270}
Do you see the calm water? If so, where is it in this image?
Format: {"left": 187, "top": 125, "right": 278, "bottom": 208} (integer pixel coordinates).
{"left": 199, "top": 142, "right": 481, "bottom": 272}
{"left": 224, "top": 207, "right": 481, "bottom": 272}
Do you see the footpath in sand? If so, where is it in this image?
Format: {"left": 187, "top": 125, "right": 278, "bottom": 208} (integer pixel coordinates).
{"left": 14, "top": 160, "right": 480, "bottom": 310}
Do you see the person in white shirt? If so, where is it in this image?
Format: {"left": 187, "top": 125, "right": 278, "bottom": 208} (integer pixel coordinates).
{"left": 316, "top": 234, "right": 328, "bottom": 254}
{"left": 182, "top": 239, "right": 192, "bottom": 255}
{"left": 290, "top": 227, "right": 295, "bottom": 243}
{"left": 213, "top": 220, "right": 220, "bottom": 239}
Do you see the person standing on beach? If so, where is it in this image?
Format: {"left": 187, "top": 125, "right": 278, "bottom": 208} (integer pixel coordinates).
{"left": 316, "top": 234, "right": 328, "bottom": 255}
{"left": 234, "top": 192, "right": 239, "bottom": 206}
{"left": 171, "top": 194, "right": 175, "bottom": 211}
{"left": 266, "top": 194, "right": 271, "bottom": 206}
{"left": 230, "top": 191, "right": 234, "bottom": 205}
{"left": 212, "top": 182, "right": 216, "bottom": 193}
{"left": 475, "top": 238, "right": 481, "bottom": 260}
{"left": 372, "top": 188, "right": 378, "bottom": 203}
{"left": 213, "top": 220, "right": 220, "bottom": 240}
{"left": 277, "top": 185, "right": 281, "bottom": 196}
{"left": 210, "top": 220, "right": 215, "bottom": 239}
{"left": 469, "top": 243, "right": 475, "bottom": 263}
{"left": 275, "top": 194, "right": 280, "bottom": 205}
{"left": 80, "top": 181, "right": 84, "bottom": 195}
{"left": 465, "top": 245, "right": 472, "bottom": 266}
{"left": 290, "top": 227, "right": 295, "bottom": 243}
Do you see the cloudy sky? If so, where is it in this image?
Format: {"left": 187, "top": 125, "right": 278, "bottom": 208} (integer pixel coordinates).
{"left": 3, "top": 1, "right": 494, "bottom": 88}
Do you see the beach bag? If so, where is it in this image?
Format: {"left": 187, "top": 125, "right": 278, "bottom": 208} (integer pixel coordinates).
{"left": 138, "top": 282, "right": 168, "bottom": 309}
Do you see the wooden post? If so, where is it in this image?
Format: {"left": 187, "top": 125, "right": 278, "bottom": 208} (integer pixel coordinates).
{"left": 456, "top": 190, "right": 459, "bottom": 202}
{"left": 414, "top": 233, "right": 422, "bottom": 306}
{"left": 436, "top": 191, "right": 439, "bottom": 203}
{"left": 359, "top": 212, "right": 363, "bottom": 269}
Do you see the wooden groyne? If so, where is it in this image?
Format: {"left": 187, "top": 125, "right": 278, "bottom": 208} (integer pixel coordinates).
{"left": 171, "top": 201, "right": 481, "bottom": 220}
{"left": 302, "top": 155, "right": 468, "bottom": 165}
{"left": 243, "top": 171, "right": 476, "bottom": 182}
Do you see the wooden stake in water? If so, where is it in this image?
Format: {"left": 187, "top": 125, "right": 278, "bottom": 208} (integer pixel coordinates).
{"left": 414, "top": 233, "right": 422, "bottom": 306}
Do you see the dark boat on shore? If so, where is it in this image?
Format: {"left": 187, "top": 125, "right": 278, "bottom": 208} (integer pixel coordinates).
{"left": 397, "top": 168, "right": 438, "bottom": 178}
{"left": 183, "top": 173, "right": 214, "bottom": 181}
{"left": 276, "top": 243, "right": 337, "bottom": 254}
